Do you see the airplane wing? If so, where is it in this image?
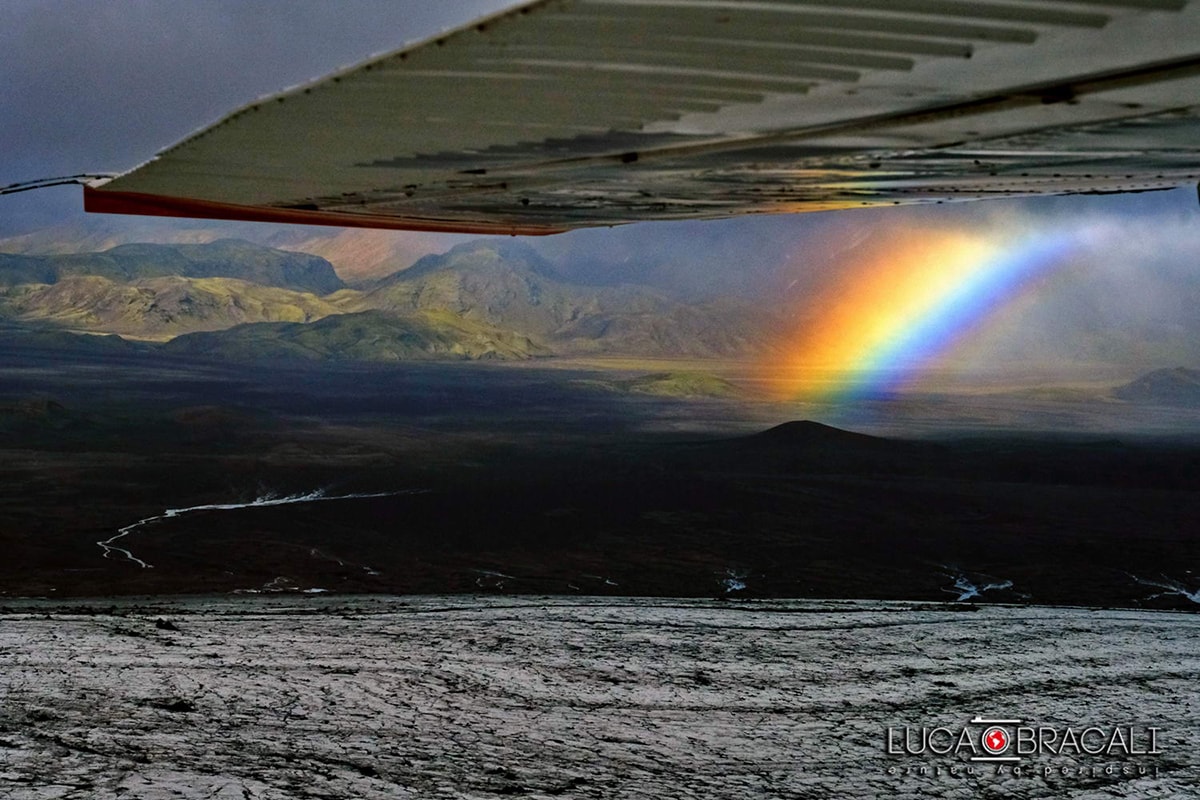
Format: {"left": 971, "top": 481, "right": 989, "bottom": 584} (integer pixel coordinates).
{"left": 85, "top": 0, "right": 1200, "bottom": 235}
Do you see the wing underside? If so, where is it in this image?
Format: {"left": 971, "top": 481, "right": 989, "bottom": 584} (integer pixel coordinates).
{"left": 86, "top": 0, "right": 1200, "bottom": 233}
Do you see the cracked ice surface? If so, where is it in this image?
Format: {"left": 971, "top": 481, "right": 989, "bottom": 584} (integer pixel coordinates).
{"left": 0, "top": 597, "right": 1197, "bottom": 799}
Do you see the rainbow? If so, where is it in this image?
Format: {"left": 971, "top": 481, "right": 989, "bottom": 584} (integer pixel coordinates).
{"left": 778, "top": 225, "right": 1085, "bottom": 400}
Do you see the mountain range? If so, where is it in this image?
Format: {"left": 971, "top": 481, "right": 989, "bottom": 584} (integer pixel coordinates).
{"left": 0, "top": 236, "right": 781, "bottom": 361}
{"left": 5, "top": 217, "right": 1200, "bottom": 375}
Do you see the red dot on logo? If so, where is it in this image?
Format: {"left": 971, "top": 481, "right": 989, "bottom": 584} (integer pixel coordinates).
{"left": 983, "top": 726, "right": 1009, "bottom": 754}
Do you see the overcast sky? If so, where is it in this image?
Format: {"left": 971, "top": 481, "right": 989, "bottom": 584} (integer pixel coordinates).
{"left": 0, "top": 1, "right": 522, "bottom": 235}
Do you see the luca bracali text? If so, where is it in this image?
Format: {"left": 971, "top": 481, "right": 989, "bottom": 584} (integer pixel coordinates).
{"left": 885, "top": 716, "right": 1163, "bottom": 776}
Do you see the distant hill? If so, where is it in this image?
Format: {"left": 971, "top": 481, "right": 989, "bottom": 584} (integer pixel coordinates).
{"left": 352, "top": 240, "right": 779, "bottom": 358}
{"left": 0, "top": 397, "right": 77, "bottom": 433}
{"left": 552, "top": 297, "right": 778, "bottom": 358}
{"left": 272, "top": 228, "right": 469, "bottom": 284}
{"left": 0, "top": 218, "right": 458, "bottom": 284}
{"left": 675, "top": 420, "right": 944, "bottom": 475}
{"left": 591, "top": 371, "right": 740, "bottom": 398}
{"left": 0, "top": 240, "right": 344, "bottom": 295}
{"left": 354, "top": 240, "right": 663, "bottom": 337}
{"left": 1113, "top": 367, "right": 1200, "bottom": 405}
{"left": 0, "top": 217, "right": 280, "bottom": 256}
{"left": 2, "top": 275, "right": 341, "bottom": 339}
{"left": 162, "top": 309, "right": 548, "bottom": 362}
{"left": 748, "top": 420, "right": 891, "bottom": 448}
{"left": 0, "top": 323, "right": 150, "bottom": 355}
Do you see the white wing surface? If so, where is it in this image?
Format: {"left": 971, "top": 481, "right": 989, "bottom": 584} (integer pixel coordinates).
{"left": 86, "top": 0, "right": 1200, "bottom": 234}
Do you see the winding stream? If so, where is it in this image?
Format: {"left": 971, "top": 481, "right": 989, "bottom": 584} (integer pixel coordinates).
{"left": 1131, "top": 573, "right": 1200, "bottom": 605}
{"left": 941, "top": 568, "right": 1016, "bottom": 602}
{"left": 98, "top": 489, "right": 420, "bottom": 568}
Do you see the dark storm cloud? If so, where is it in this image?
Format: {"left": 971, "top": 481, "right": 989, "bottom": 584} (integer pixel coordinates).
{"left": 0, "top": 0, "right": 520, "bottom": 234}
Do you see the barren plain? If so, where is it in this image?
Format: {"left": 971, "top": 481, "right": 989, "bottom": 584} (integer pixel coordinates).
{"left": 2, "top": 596, "right": 1197, "bottom": 799}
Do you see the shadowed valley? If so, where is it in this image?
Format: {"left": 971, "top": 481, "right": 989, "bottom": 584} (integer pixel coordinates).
{"left": 1, "top": 228, "right": 1198, "bottom": 608}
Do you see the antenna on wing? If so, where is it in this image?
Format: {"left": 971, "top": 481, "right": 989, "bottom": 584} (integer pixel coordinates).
{"left": 1, "top": 174, "right": 116, "bottom": 196}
